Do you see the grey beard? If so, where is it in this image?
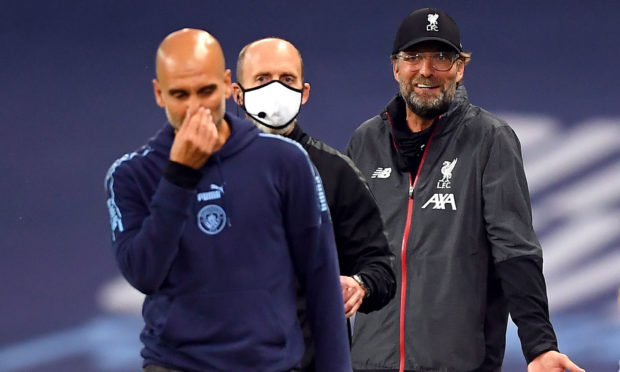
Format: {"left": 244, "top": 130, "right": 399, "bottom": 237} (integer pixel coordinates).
{"left": 400, "top": 81, "right": 457, "bottom": 119}
{"left": 248, "top": 116, "right": 296, "bottom": 135}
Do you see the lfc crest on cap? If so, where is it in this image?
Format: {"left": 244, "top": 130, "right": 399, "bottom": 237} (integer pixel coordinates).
{"left": 426, "top": 13, "right": 439, "bottom": 31}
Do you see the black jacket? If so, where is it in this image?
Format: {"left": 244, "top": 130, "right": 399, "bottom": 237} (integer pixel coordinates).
{"left": 346, "top": 86, "right": 558, "bottom": 372}
{"left": 287, "top": 123, "right": 396, "bottom": 311}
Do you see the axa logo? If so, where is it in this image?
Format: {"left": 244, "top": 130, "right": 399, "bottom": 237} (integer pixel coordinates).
{"left": 427, "top": 13, "right": 439, "bottom": 32}
{"left": 421, "top": 193, "right": 457, "bottom": 210}
{"left": 197, "top": 184, "right": 224, "bottom": 202}
{"left": 371, "top": 167, "right": 392, "bottom": 179}
{"left": 437, "top": 158, "right": 458, "bottom": 189}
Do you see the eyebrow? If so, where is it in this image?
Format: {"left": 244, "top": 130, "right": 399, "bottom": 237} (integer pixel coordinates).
{"left": 198, "top": 84, "right": 217, "bottom": 92}
{"left": 168, "top": 88, "right": 188, "bottom": 95}
{"left": 255, "top": 71, "right": 299, "bottom": 78}
{"left": 168, "top": 84, "right": 218, "bottom": 95}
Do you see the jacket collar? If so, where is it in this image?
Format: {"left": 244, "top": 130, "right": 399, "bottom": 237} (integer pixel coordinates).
{"left": 284, "top": 123, "right": 309, "bottom": 145}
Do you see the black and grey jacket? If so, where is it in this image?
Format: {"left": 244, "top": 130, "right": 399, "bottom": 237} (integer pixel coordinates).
{"left": 288, "top": 123, "right": 396, "bottom": 311}
{"left": 346, "top": 85, "right": 558, "bottom": 372}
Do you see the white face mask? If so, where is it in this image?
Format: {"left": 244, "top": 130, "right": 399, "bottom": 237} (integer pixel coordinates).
{"left": 241, "top": 81, "right": 303, "bottom": 129}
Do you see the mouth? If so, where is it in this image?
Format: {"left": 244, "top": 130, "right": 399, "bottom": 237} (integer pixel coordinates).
{"left": 415, "top": 83, "right": 440, "bottom": 90}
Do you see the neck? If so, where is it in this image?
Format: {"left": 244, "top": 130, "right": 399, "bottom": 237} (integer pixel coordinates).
{"left": 405, "top": 105, "right": 435, "bottom": 133}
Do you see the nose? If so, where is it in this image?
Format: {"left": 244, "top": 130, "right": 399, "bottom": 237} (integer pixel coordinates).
{"left": 187, "top": 96, "right": 202, "bottom": 114}
{"left": 418, "top": 56, "right": 434, "bottom": 77}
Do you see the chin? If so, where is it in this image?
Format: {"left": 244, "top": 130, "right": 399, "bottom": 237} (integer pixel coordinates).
{"left": 252, "top": 119, "right": 294, "bottom": 135}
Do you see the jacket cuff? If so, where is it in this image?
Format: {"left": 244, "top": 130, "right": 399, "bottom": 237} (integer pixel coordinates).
{"left": 164, "top": 161, "right": 202, "bottom": 189}
{"left": 526, "top": 343, "right": 559, "bottom": 364}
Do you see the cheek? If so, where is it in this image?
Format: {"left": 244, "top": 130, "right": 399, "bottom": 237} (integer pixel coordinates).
{"left": 206, "top": 93, "right": 226, "bottom": 114}
{"left": 166, "top": 104, "right": 186, "bottom": 121}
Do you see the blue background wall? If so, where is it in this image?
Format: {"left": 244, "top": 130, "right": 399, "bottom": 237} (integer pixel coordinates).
{"left": 1, "top": 1, "right": 618, "bottom": 371}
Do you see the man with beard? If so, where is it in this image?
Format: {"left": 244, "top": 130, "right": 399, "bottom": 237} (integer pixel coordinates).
{"left": 232, "top": 37, "right": 396, "bottom": 371}
{"left": 346, "top": 8, "right": 584, "bottom": 372}
{"left": 105, "top": 29, "right": 351, "bottom": 372}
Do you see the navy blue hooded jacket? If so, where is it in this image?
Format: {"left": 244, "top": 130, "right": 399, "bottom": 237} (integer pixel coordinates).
{"left": 105, "top": 114, "right": 351, "bottom": 371}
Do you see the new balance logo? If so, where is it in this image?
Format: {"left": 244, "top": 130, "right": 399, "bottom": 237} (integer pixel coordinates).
{"left": 371, "top": 167, "right": 392, "bottom": 179}
{"left": 421, "top": 193, "right": 457, "bottom": 210}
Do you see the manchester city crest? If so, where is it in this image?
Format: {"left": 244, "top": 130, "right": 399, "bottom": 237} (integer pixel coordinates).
{"left": 197, "top": 204, "right": 227, "bottom": 235}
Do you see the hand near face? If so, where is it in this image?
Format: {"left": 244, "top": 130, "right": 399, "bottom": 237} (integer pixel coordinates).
{"left": 341, "top": 275, "right": 366, "bottom": 318}
{"left": 170, "top": 107, "right": 220, "bottom": 169}
{"left": 527, "top": 350, "right": 585, "bottom": 372}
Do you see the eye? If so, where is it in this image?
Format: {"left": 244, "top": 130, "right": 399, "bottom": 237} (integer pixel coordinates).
{"left": 281, "top": 75, "right": 296, "bottom": 85}
{"left": 256, "top": 75, "right": 272, "bottom": 84}
{"left": 198, "top": 86, "right": 216, "bottom": 96}
{"left": 436, "top": 52, "right": 455, "bottom": 61}
{"left": 402, "top": 53, "right": 421, "bottom": 63}
{"left": 171, "top": 91, "right": 188, "bottom": 99}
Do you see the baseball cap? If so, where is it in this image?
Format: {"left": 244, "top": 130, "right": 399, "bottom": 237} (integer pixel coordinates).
{"left": 392, "top": 8, "right": 463, "bottom": 54}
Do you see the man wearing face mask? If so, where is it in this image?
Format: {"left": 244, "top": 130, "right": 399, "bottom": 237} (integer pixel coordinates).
{"left": 232, "top": 37, "right": 396, "bottom": 371}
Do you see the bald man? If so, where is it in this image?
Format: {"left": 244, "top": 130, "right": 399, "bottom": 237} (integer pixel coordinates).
{"left": 232, "top": 37, "right": 396, "bottom": 371}
{"left": 105, "top": 29, "right": 352, "bottom": 372}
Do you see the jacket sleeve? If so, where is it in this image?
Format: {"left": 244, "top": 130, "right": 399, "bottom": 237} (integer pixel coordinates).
{"left": 105, "top": 161, "right": 196, "bottom": 294}
{"left": 282, "top": 150, "right": 352, "bottom": 372}
{"left": 345, "top": 129, "right": 361, "bottom": 162}
{"left": 334, "top": 156, "right": 396, "bottom": 313}
{"left": 481, "top": 125, "right": 559, "bottom": 362}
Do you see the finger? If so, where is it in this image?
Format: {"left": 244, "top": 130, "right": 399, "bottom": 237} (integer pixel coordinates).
{"left": 345, "top": 297, "right": 362, "bottom": 318}
{"left": 195, "top": 107, "right": 207, "bottom": 135}
{"left": 555, "top": 353, "right": 583, "bottom": 372}
{"left": 344, "top": 289, "right": 362, "bottom": 313}
{"left": 202, "top": 109, "right": 220, "bottom": 152}
{"left": 347, "top": 300, "right": 362, "bottom": 318}
{"left": 343, "top": 289, "right": 359, "bottom": 314}
{"left": 343, "top": 286, "right": 354, "bottom": 302}
{"left": 178, "top": 107, "right": 193, "bottom": 135}
{"left": 181, "top": 106, "right": 200, "bottom": 137}
{"left": 204, "top": 108, "right": 213, "bottom": 124}
{"left": 564, "top": 360, "right": 585, "bottom": 372}
{"left": 204, "top": 109, "right": 217, "bottom": 136}
{"left": 194, "top": 107, "right": 206, "bottom": 136}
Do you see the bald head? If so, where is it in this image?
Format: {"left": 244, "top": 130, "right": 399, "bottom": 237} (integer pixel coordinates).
{"left": 231, "top": 37, "right": 310, "bottom": 136}
{"left": 156, "top": 28, "right": 226, "bottom": 83}
{"left": 236, "top": 38, "right": 304, "bottom": 84}
{"left": 152, "top": 28, "right": 232, "bottom": 131}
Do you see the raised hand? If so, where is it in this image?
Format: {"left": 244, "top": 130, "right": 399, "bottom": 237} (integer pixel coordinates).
{"left": 170, "top": 107, "right": 220, "bottom": 169}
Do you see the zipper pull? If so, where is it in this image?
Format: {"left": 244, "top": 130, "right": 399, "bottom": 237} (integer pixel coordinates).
{"left": 408, "top": 185, "right": 414, "bottom": 199}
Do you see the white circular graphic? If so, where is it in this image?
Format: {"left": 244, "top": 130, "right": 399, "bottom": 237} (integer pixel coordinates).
{"left": 197, "top": 204, "right": 227, "bottom": 235}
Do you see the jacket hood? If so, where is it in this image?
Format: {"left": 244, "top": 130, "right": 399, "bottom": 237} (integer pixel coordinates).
{"left": 147, "top": 113, "right": 260, "bottom": 163}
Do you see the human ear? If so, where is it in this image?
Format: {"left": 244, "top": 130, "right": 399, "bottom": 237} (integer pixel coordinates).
{"left": 301, "top": 82, "right": 311, "bottom": 105}
{"left": 231, "top": 83, "right": 243, "bottom": 105}
{"left": 153, "top": 79, "right": 165, "bottom": 108}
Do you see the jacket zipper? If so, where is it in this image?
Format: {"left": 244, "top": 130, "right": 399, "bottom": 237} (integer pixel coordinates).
{"left": 393, "top": 117, "right": 440, "bottom": 372}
